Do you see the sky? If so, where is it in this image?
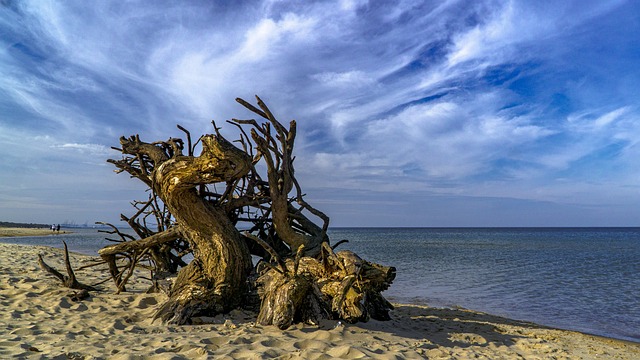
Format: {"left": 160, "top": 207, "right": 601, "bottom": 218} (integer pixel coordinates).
{"left": 1, "top": 0, "right": 639, "bottom": 227}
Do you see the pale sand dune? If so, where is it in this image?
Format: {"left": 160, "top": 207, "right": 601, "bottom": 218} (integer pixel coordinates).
{"left": 1, "top": 243, "right": 638, "bottom": 359}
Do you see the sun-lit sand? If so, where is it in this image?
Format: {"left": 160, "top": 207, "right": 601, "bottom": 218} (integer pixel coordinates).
{"left": 1, "top": 242, "right": 638, "bottom": 359}
{"left": 0, "top": 227, "right": 58, "bottom": 237}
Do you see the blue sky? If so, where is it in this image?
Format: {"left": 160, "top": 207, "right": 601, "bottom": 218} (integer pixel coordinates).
{"left": 1, "top": 0, "right": 639, "bottom": 227}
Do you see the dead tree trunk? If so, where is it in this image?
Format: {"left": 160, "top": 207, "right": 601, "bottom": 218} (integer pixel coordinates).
{"left": 100, "top": 96, "right": 396, "bottom": 328}
{"left": 110, "top": 133, "right": 253, "bottom": 324}
{"left": 233, "top": 98, "right": 395, "bottom": 328}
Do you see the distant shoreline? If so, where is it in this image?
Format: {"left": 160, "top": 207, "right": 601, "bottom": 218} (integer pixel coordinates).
{"left": 0, "top": 227, "right": 70, "bottom": 237}
{"left": 0, "top": 221, "right": 51, "bottom": 228}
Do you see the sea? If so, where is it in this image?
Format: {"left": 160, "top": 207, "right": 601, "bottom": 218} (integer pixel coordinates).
{"left": 3, "top": 227, "right": 639, "bottom": 343}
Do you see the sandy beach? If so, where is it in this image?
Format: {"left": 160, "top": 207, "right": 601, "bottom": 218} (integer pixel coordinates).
{"left": 1, "top": 242, "right": 638, "bottom": 359}
{"left": 0, "top": 227, "right": 58, "bottom": 237}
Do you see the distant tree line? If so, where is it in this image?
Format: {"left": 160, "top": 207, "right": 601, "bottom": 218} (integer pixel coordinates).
{"left": 0, "top": 221, "right": 50, "bottom": 228}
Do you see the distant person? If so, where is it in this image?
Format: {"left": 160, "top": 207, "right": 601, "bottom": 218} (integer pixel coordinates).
{"left": 51, "top": 224, "right": 56, "bottom": 232}
{"left": 56, "top": 224, "right": 60, "bottom": 232}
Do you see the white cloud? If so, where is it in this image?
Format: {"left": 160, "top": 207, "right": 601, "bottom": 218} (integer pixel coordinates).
{"left": 51, "top": 143, "right": 111, "bottom": 156}
{"left": 161, "top": 12, "right": 319, "bottom": 119}
{"left": 301, "top": 91, "right": 554, "bottom": 187}
{"left": 593, "top": 107, "right": 630, "bottom": 128}
{"left": 445, "top": 1, "right": 627, "bottom": 70}
{"left": 237, "top": 14, "right": 317, "bottom": 61}
{"left": 567, "top": 106, "right": 631, "bottom": 130}
{"left": 339, "top": 0, "right": 369, "bottom": 12}
{"left": 312, "top": 70, "right": 376, "bottom": 88}
{"left": 447, "top": 1, "right": 519, "bottom": 67}
{"left": 536, "top": 106, "right": 637, "bottom": 170}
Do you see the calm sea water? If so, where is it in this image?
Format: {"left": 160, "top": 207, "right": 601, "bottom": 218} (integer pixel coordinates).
{"left": 4, "top": 227, "right": 639, "bottom": 343}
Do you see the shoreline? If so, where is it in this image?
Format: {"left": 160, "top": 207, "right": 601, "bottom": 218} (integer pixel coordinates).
{"left": 384, "top": 296, "right": 640, "bottom": 347}
{"left": 0, "top": 227, "right": 70, "bottom": 238}
{"left": 1, "top": 243, "right": 638, "bottom": 359}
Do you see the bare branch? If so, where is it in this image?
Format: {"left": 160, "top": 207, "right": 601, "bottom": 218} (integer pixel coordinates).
{"left": 38, "top": 241, "right": 97, "bottom": 291}
{"left": 177, "top": 124, "right": 193, "bottom": 156}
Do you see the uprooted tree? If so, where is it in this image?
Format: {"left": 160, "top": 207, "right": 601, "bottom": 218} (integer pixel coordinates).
{"left": 45, "top": 96, "right": 395, "bottom": 329}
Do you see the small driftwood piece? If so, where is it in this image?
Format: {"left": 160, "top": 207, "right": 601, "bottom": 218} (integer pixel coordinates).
{"left": 38, "top": 241, "right": 97, "bottom": 291}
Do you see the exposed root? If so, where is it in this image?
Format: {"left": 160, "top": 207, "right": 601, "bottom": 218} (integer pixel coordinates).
{"left": 38, "top": 241, "right": 97, "bottom": 292}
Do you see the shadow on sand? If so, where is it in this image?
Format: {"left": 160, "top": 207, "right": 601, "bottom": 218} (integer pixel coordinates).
{"left": 356, "top": 303, "right": 551, "bottom": 349}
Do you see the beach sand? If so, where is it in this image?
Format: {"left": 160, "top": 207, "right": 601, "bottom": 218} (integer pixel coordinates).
{"left": 0, "top": 227, "right": 57, "bottom": 237}
{"left": 1, "top": 243, "right": 638, "bottom": 359}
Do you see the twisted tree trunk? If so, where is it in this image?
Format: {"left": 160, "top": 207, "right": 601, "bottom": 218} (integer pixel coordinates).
{"left": 114, "top": 134, "right": 253, "bottom": 324}
{"left": 97, "top": 96, "right": 396, "bottom": 328}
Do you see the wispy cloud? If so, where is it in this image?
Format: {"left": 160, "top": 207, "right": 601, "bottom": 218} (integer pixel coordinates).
{"left": 50, "top": 143, "right": 111, "bottom": 157}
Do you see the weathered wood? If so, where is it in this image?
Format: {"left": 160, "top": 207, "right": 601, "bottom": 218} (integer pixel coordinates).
{"left": 95, "top": 96, "right": 396, "bottom": 328}
{"left": 234, "top": 96, "right": 328, "bottom": 257}
{"left": 98, "top": 226, "right": 182, "bottom": 257}
{"left": 255, "top": 246, "right": 396, "bottom": 328}
{"left": 38, "top": 241, "right": 97, "bottom": 291}
{"left": 97, "top": 199, "right": 185, "bottom": 293}
{"left": 113, "top": 133, "right": 254, "bottom": 323}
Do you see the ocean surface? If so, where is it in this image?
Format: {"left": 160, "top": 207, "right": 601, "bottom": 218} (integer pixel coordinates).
{"left": 3, "top": 227, "right": 639, "bottom": 343}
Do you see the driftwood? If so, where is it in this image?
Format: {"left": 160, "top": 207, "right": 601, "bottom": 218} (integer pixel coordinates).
{"left": 98, "top": 225, "right": 184, "bottom": 293}
{"left": 38, "top": 241, "right": 97, "bottom": 292}
{"left": 66, "top": 96, "right": 398, "bottom": 328}
{"left": 256, "top": 242, "right": 395, "bottom": 329}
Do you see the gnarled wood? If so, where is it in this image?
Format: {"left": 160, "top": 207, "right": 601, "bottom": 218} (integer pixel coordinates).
{"left": 254, "top": 241, "right": 395, "bottom": 328}
{"left": 99, "top": 226, "right": 185, "bottom": 293}
{"left": 113, "top": 133, "right": 253, "bottom": 324}
{"left": 95, "top": 96, "right": 395, "bottom": 328}
{"left": 38, "top": 241, "right": 97, "bottom": 291}
{"left": 234, "top": 96, "right": 328, "bottom": 257}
